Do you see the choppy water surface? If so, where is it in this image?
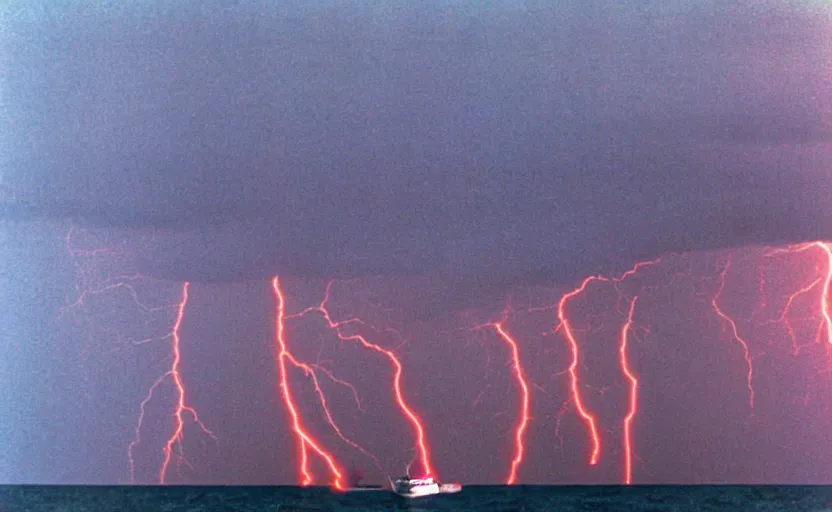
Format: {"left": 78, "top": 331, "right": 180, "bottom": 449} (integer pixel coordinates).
{"left": 1, "top": 485, "right": 831, "bottom": 511}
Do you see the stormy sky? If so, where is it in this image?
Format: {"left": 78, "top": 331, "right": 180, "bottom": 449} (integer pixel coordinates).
{"left": 2, "top": 0, "right": 832, "bottom": 485}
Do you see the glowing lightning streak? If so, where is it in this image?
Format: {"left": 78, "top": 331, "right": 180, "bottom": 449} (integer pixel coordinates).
{"left": 128, "top": 372, "right": 166, "bottom": 483}
{"left": 557, "top": 276, "right": 606, "bottom": 466}
{"left": 711, "top": 262, "right": 755, "bottom": 409}
{"left": 309, "top": 363, "right": 366, "bottom": 412}
{"left": 293, "top": 282, "right": 435, "bottom": 478}
{"left": 127, "top": 282, "right": 215, "bottom": 483}
{"left": 765, "top": 241, "right": 832, "bottom": 348}
{"left": 286, "top": 356, "right": 382, "bottom": 473}
{"left": 271, "top": 277, "right": 344, "bottom": 490}
{"left": 619, "top": 296, "right": 639, "bottom": 485}
{"left": 761, "top": 277, "right": 822, "bottom": 354}
{"left": 490, "top": 322, "right": 531, "bottom": 485}
{"left": 158, "top": 282, "right": 215, "bottom": 483}
{"left": 817, "top": 243, "right": 832, "bottom": 347}
{"left": 552, "top": 259, "right": 661, "bottom": 470}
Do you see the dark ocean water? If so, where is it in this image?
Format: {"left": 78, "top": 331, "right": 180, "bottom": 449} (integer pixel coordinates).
{"left": 1, "top": 485, "right": 831, "bottom": 512}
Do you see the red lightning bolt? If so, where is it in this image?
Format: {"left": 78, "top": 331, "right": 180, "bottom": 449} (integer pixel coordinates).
{"left": 557, "top": 275, "right": 605, "bottom": 466}
{"left": 489, "top": 321, "right": 531, "bottom": 485}
{"left": 293, "top": 360, "right": 382, "bottom": 473}
{"left": 765, "top": 242, "right": 832, "bottom": 345}
{"left": 268, "top": 281, "right": 382, "bottom": 483}
{"left": 128, "top": 373, "right": 164, "bottom": 483}
{"left": 309, "top": 363, "right": 366, "bottom": 413}
{"left": 159, "top": 283, "right": 216, "bottom": 483}
{"left": 619, "top": 296, "right": 639, "bottom": 485}
{"left": 290, "top": 281, "right": 435, "bottom": 479}
{"left": 816, "top": 243, "right": 832, "bottom": 348}
{"left": 761, "top": 276, "right": 822, "bottom": 354}
{"left": 126, "top": 282, "right": 215, "bottom": 484}
{"left": 67, "top": 219, "right": 832, "bottom": 485}
{"left": 711, "top": 261, "right": 756, "bottom": 409}
{"left": 271, "top": 276, "right": 344, "bottom": 490}
{"left": 63, "top": 231, "right": 214, "bottom": 484}
{"left": 553, "top": 259, "right": 661, "bottom": 471}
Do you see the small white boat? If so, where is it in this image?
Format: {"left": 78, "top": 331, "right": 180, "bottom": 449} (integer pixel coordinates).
{"left": 391, "top": 476, "right": 462, "bottom": 498}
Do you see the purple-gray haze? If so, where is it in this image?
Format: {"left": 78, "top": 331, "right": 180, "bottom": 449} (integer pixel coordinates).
{"left": 2, "top": 1, "right": 832, "bottom": 485}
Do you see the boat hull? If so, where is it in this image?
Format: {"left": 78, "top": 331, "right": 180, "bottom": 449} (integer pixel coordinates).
{"left": 393, "top": 482, "right": 462, "bottom": 499}
{"left": 397, "top": 484, "right": 438, "bottom": 498}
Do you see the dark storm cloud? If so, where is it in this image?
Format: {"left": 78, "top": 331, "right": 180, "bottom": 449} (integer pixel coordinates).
{"left": 3, "top": 1, "right": 831, "bottom": 297}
